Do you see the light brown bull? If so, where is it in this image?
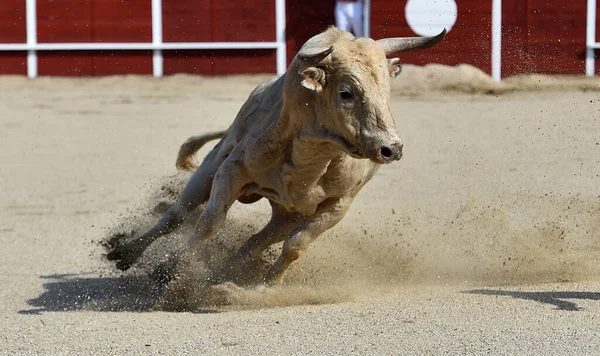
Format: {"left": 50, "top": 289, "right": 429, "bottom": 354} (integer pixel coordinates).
{"left": 107, "top": 27, "right": 446, "bottom": 284}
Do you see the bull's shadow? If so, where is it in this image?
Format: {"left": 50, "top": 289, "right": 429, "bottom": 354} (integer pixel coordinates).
{"left": 19, "top": 272, "right": 219, "bottom": 315}
{"left": 464, "top": 289, "right": 600, "bottom": 311}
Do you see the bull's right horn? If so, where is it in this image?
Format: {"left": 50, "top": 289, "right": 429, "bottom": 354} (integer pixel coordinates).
{"left": 298, "top": 46, "right": 334, "bottom": 64}
{"left": 376, "top": 29, "right": 447, "bottom": 55}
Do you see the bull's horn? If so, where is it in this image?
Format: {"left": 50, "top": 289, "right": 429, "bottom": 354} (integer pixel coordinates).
{"left": 298, "top": 46, "right": 334, "bottom": 64}
{"left": 376, "top": 29, "right": 447, "bottom": 55}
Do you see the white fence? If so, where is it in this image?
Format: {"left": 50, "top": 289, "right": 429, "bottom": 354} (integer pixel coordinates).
{"left": 0, "top": 0, "right": 287, "bottom": 78}
{"left": 1, "top": 1, "right": 596, "bottom": 78}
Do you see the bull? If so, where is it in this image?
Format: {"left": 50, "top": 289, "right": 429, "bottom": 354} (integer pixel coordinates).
{"left": 107, "top": 27, "right": 446, "bottom": 284}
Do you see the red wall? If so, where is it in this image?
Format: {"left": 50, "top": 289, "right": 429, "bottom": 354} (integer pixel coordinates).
{"left": 0, "top": 0, "right": 276, "bottom": 76}
{"left": 0, "top": 1, "right": 26, "bottom": 74}
{"left": 502, "top": 0, "right": 599, "bottom": 76}
{"left": 162, "top": 0, "right": 276, "bottom": 75}
{"left": 36, "top": 0, "right": 152, "bottom": 75}
{"left": 0, "top": 0, "right": 597, "bottom": 77}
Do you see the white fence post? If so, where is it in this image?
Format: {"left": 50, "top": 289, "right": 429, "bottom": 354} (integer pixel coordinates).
{"left": 152, "top": 0, "right": 163, "bottom": 77}
{"left": 586, "top": 0, "right": 597, "bottom": 76}
{"left": 364, "top": 0, "right": 371, "bottom": 38}
{"left": 491, "top": 0, "right": 502, "bottom": 81}
{"left": 26, "top": 0, "right": 37, "bottom": 78}
{"left": 275, "top": 0, "right": 287, "bottom": 75}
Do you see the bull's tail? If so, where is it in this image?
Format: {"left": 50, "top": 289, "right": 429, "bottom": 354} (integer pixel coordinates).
{"left": 176, "top": 131, "right": 226, "bottom": 172}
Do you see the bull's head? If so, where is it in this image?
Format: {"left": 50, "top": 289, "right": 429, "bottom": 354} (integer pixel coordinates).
{"left": 294, "top": 28, "right": 446, "bottom": 164}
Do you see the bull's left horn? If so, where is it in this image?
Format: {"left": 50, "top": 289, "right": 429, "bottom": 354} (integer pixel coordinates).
{"left": 376, "top": 29, "right": 447, "bottom": 55}
{"left": 298, "top": 46, "right": 334, "bottom": 64}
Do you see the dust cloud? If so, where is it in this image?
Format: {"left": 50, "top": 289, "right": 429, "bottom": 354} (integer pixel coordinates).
{"left": 102, "top": 174, "right": 600, "bottom": 311}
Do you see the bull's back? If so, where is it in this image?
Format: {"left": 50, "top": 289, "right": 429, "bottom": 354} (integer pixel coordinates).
{"left": 227, "top": 75, "right": 286, "bottom": 142}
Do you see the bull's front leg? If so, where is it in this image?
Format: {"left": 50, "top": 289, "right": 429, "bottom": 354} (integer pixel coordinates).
{"left": 236, "top": 201, "right": 303, "bottom": 261}
{"left": 189, "top": 155, "right": 250, "bottom": 245}
{"left": 263, "top": 196, "right": 352, "bottom": 284}
{"left": 206, "top": 202, "right": 302, "bottom": 284}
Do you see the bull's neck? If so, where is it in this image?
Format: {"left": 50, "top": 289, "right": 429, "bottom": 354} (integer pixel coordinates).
{"left": 263, "top": 70, "right": 347, "bottom": 167}
{"left": 284, "top": 109, "right": 346, "bottom": 167}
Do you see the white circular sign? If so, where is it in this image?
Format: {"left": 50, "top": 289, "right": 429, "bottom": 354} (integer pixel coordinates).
{"left": 405, "top": 0, "right": 458, "bottom": 37}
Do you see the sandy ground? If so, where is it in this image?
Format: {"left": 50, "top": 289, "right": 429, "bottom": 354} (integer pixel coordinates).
{"left": 1, "top": 66, "right": 600, "bottom": 354}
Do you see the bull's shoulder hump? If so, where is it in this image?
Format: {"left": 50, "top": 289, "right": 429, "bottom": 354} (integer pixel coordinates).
{"left": 237, "top": 74, "right": 284, "bottom": 115}
{"left": 228, "top": 75, "right": 285, "bottom": 141}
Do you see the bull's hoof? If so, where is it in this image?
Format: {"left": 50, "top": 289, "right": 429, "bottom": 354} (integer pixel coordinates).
{"left": 261, "top": 266, "right": 284, "bottom": 286}
{"left": 115, "top": 258, "right": 135, "bottom": 271}
{"left": 106, "top": 244, "right": 143, "bottom": 271}
{"left": 149, "top": 258, "right": 180, "bottom": 285}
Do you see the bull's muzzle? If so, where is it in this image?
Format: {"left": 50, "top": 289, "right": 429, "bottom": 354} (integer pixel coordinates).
{"left": 374, "top": 141, "right": 403, "bottom": 164}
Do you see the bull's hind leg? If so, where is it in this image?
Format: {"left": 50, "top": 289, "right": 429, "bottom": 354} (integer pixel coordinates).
{"left": 263, "top": 197, "right": 352, "bottom": 284}
{"left": 107, "top": 146, "right": 225, "bottom": 271}
{"left": 237, "top": 201, "right": 303, "bottom": 261}
{"left": 188, "top": 154, "right": 250, "bottom": 245}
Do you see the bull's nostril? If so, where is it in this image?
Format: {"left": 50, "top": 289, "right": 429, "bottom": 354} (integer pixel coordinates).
{"left": 380, "top": 146, "right": 393, "bottom": 159}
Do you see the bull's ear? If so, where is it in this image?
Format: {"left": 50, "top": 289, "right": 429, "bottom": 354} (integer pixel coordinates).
{"left": 388, "top": 58, "right": 402, "bottom": 78}
{"left": 300, "top": 67, "right": 326, "bottom": 92}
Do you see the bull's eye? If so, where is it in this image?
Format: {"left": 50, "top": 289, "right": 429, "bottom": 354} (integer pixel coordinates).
{"left": 339, "top": 90, "right": 354, "bottom": 100}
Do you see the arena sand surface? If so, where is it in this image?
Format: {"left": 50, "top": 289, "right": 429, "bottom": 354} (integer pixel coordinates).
{"left": 1, "top": 66, "right": 599, "bottom": 354}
